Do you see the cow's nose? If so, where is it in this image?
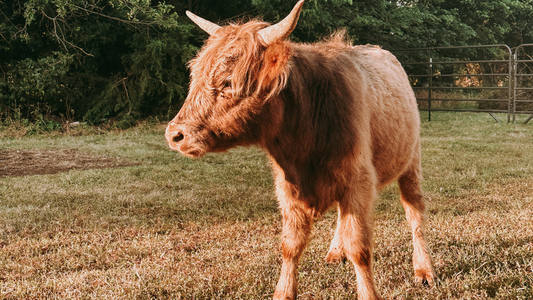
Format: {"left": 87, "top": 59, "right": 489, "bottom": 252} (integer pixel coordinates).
{"left": 165, "top": 130, "right": 183, "bottom": 151}
{"left": 165, "top": 122, "right": 185, "bottom": 150}
{"left": 172, "top": 132, "right": 184, "bottom": 143}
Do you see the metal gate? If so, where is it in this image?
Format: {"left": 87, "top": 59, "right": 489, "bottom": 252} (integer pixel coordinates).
{"left": 392, "top": 44, "right": 533, "bottom": 123}
{"left": 514, "top": 44, "right": 533, "bottom": 124}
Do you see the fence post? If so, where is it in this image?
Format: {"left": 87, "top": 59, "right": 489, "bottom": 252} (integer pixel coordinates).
{"left": 428, "top": 51, "right": 432, "bottom": 121}
{"left": 507, "top": 48, "right": 519, "bottom": 124}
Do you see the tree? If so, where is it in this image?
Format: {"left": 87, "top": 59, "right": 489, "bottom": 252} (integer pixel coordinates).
{"left": 0, "top": 0, "right": 196, "bottom": 124}
{"left": 1, "top": 0, "right": 532, "bottom": 126}
{"left": 439, "top": 0, "right": 533, "bottom": 47}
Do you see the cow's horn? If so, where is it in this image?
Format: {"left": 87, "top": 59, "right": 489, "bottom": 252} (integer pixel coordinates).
{"left": 258, "top": 0, "right": 305, "bottom": 45}
{"left": 186, "top": 11, "right": 222, "bottom": 36}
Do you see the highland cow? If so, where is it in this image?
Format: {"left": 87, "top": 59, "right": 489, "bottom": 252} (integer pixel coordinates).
{"left": 165, "top": 1, "right": 436, "bottom": 299}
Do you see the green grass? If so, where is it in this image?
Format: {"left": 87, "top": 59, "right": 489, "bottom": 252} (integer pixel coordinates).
{"left": 1, "top": 112, "right": 533, "bottom": 299}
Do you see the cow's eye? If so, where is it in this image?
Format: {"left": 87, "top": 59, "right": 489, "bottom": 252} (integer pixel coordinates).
{"left": 222, "top": 79, "right": 231, "bottom": 90}
{"left": 217, "top": 80, "right": 232, "bottom": 98}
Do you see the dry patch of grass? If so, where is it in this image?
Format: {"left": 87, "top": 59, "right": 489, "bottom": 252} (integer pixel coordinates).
{"left": 0, "top": 220, "right": 283, "bottom": 299}
{"left": 1, "top": 112, "right": 533, "bottom": 299}
{"left": 0, "top": 149, "right": 139, "bottom": 177}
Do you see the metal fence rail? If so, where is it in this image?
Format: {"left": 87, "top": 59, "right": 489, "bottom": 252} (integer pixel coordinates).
{"left": 393, "top": 45, "right": 513, "bottom": 122}
{"left": 514, "top": 44, "right": 533, "bottom": 124}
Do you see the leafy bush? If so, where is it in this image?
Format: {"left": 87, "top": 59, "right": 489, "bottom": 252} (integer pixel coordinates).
{"left": 0, "top": 0, "right": 197, "bottom": 127}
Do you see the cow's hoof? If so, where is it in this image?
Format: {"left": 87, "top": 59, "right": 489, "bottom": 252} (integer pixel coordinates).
{"left": 273, "top": 291, "right": 296, "bottom": 300}
{"left": 415, "top": 269, "right": 438, "bottom": 287}
{"left": 324, "top": 249, "right": 345, "bottom": 264}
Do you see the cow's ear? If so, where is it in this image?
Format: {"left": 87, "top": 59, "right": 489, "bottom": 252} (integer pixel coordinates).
{"left": 257, "top": 42, "right": 292, "bottom": 92}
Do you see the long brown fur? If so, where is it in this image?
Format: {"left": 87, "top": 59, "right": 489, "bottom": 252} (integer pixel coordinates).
{"left": 166, "top": 15, "right": 436, "bottom": 300}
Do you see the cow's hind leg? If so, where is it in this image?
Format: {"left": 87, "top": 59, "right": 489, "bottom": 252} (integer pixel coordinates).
{"left": 398, "top": 163, "right": 436, "bottom": 286}
{"left": 273, "top": 202, "right": 314, "bottom": 300}
{"left": 325, "top": 205, "right": 346, "bottom": 264}
{"left": 338, "top": 172, "right": 382, "bottom": 300}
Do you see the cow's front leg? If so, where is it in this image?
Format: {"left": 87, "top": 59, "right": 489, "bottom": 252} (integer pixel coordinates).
{"left": 273, "top": 202, "right": 314, "bottom": 300}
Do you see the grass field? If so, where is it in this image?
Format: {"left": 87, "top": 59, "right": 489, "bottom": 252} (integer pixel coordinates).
{"left": 1, "top": 112, "right": 533, "bottom": 299}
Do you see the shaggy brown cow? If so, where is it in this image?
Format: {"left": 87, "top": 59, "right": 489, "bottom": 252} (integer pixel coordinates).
{"left": 165, "top": 1, "right": 436, "bottom": 299}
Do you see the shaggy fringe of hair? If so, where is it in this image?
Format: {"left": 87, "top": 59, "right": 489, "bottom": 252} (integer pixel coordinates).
{"left": 188, "top": 21, "right": 293, "bottom": 104}
{"left": 322, "top": 29, "right": 353, "bottom": 47}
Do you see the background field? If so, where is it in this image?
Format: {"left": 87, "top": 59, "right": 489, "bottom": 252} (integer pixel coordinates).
{"left": 1, "top": 112, "right": 533, "bottom": 299}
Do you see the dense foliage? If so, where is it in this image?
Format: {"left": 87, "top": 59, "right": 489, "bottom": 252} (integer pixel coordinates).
{"left": 1, "top": 0, "right": 532, "bottom": 126}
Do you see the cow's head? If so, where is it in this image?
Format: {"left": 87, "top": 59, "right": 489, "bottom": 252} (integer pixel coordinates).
{"left": 165, "top": 0, "right": 304, "bottom": 158}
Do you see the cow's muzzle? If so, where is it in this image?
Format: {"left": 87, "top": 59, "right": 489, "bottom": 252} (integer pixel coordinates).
{"left": 165, "top": 122, "right": 207, "bottom": 158}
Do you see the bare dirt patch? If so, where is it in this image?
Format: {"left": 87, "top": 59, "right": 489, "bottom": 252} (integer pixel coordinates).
{"left": 0, "top": 149, "right": 140, "bottom": 177}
